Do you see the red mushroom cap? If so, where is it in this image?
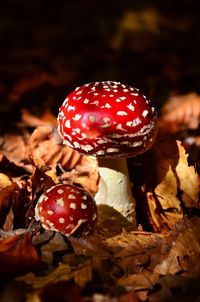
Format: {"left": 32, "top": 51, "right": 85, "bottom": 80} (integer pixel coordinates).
{"left": 57, "top": 81, "right": 157, "bottom": 157}
{"left": 35, "top": 184, "right": 97, "bottom": 236}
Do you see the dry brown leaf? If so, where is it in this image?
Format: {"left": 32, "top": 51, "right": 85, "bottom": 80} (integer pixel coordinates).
{"left": 154, "top": 218, "right": 200, "bottom": 275}
{"left": 0, "top": 182, "right": 20, "bottom": 229}
{"left": 104, "top": 230, "right": 165, "bottom": 275}
{"left": 148, "top": 275, "right": 200, "bottom": 302}
{"left": 117, "top": 271, "right": 159, "bottom": 291}
{"left": 0, "top": 132, "right": 29, "bottom": 165}
{"left": 96, "top": 205, "right": 134, "bottom": 239}
{"left": 21, "top": 108, "right": 57, "bottom": 128}
{"left": 175, "top": 141, "right": 200, "bottom": 207}
{"left": 161, "top": 92, "right": 200, "bottom": 130}
{"left": 144, "top": 139, "right": 200, "bottom": 231}
{"left": 28, "top": 126, "right": 99, "bottom": 194}
{"left": 17, "top": 261, "right": 93, "bottom": 289}
{"left": 0, "top": 231, "right": 40, "bottom": 279}
{"left": 39, "top": 232, "right": 70, "bottom": 265}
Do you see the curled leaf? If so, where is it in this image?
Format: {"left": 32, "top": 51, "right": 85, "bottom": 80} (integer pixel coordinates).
{"left": 144, "top": 139, "right": 200, "bottom": 232}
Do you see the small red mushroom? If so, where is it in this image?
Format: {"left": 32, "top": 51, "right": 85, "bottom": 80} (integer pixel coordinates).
{"left": 35, "top": 184, "right": 97, "bottom": 236}
{"left": 57, "top": 81, "right": 158, "bottom": 223}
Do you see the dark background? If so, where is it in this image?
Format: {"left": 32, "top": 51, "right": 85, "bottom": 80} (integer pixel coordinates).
{"left": 0, "top": 0, "right": 200, "bottom": 121}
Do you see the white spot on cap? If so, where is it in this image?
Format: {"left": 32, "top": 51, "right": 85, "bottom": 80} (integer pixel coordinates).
{"left": 76, "top": 90, "right": 82, "bottom": 95}
{"left": 56, "top": 198, "right": 64, "bottom": 207}
{"left": 107, "top": 148, "right": 119, "bottom": 153}
{"left": 90, "top": 101, "right": 99, "bottom": 106}
{"left": 81, "top": 203, "right": 87, "bottom": 209}
{"left": 123, "top": 89, "right": 129, "bottom": 92}
{"left": 68, "top": 194, "right": 76, "bottom": 199}
{"left": 101, "top": 117, "right": 111, "bottom": 128}
{"left": 130, "top": 141, "right": 143, "bottom": 147}
{"left": 127, "top": 103, "right": 135, "bottom": 111}
{"left": 74, "top": 142, "right": 81, "bottom": 149}
{"left": 116, "top": 123, "right": 123, "bottom": 130}
{"left": 57, "top": 189, "right": 64, "bottom": 194}
{"left": 75, "top": 128, "right": 81, "bottom": 134}
{"left": 59, "top": 217, "right": 65, "bottom": 224}
{"left": 47, "top": 210, "right": 54, "bottom": 215}
{"left": 67, "top": 106, "right": 75, "bottom": 112}
{"left": 73, "top": 114, "right": 82, "bottom": 121}
{"left": 116, "top": 97, "right": 126, "bottom": 102}
{"left": 70, "top": 203, "right": 76, "bottom": 209}
{"left": 81, "top": 145, "right": 94, "bottom": 151}
{"left": 84, "top": 98, "right": 90, "bottom": 104}
{"left": 105, "top": 103, "right": 111, "bottom": 108}
{"left": 126, "top": 118, "right": 142, "bottom": 127}
{"left": 142, "top": 110, "right": 149, "bottom": 118}
{"left": 117, "top": 111, "right": 128, "bottom": 116}
{"left": 96, "top": 150, "right": 105, "bottom": 155}
{"left": 81, "top": 196, "right": 87, "bottom": 200}
{"left": 65, "top": 120, "right": 71, "bottom": 128}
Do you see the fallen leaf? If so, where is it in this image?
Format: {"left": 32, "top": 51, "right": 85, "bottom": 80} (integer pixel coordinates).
{"left": 17, "top": 261, "right": 93, "bottom": 289}
{"left": 154, "top": 218, "right": 200, "bottom": 275}
{"left": 0, "top": 172, "right": 11, "bottom": 189}
{"left": 117, "top": 271, "right": 159, "bottom": 291}
{"left": 0, "top": 182, "right": 20, "bottom": 228}
{"left": 175, "top": 141, "right": 200, "bottom": 208}
{"left": 0, "top": 231, "right": 40, "bottom": 279}
{"left": 148, "top": 275, "right": 200, "bottom": 302}
{"left": 28, "top": 126, "right": 99, "bottom": 194}
{"left": 144, "top": 139, "right": 200, "bottom": 231}
{"left": 161, "top": 92, "right": 200, "bottom": 130}
{"left": 0, "top": 131, "right": 29, "bottom": 165}
{"left": 21, "top": 108, "right": 57, "bottom": 128}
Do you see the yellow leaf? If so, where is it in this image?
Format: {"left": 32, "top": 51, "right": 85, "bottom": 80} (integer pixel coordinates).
{"left": 16, "top": 261, "right": 93, "bottom": 289}
{"left": 16, "top": 264, "right": 72, "bottom": 289}
{"left": 0, "top": 173, "right": 11, "bottom": 190}
{"left": 176, "top": 141, "right": 200, "bottom": 208}
{"left": 145, "top": 139, "right": 200, "bottom": 231}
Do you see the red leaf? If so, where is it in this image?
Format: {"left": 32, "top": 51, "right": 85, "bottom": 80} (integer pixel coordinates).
{"left": 0, "top": 232, "right": 40, "bottom": 279}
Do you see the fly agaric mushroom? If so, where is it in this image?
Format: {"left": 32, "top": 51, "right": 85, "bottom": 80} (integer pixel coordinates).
{"left": 57, "top": 81, "right": 157, "bottom": 223}
{"left": 35, "top": 184, "right": 97, "bottom": 236}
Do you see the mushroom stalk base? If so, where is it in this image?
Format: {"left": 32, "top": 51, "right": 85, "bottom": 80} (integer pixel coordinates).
{"left": 95, "top": 157, "right": 136, "bottom": 226}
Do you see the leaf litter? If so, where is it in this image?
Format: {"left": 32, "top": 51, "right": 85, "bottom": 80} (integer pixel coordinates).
{"left": 0, "top": 108, "right": 199, "bottom": 302}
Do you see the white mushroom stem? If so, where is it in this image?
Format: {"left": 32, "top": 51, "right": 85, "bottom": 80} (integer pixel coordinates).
{"left": 95, "top": 157, "right": 136, "bottom": 225}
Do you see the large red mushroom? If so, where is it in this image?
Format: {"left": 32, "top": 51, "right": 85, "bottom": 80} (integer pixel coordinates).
{"left": 35, "top": 184, "right": 97, "bottom": 236}
{"left": 57, "top": 81, "right": 157, "bottom": 223}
